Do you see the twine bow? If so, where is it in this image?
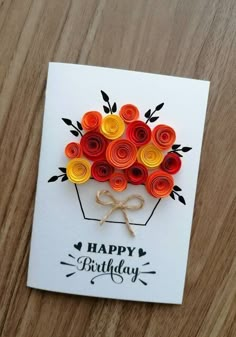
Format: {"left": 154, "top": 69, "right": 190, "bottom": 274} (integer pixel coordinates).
{"left": 96, "top": 190, "right": 145, "bottom": 236}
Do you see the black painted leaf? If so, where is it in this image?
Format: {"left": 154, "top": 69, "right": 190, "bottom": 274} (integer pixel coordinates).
{"left": 150, "top": 116, "right": 159, "bottom": 123}
{"left": 77, "top": 121, "right": 83, "bottom": 130}
{"left": 112, "top": 102, "right": 117, "bottom": 113}
{"left": 48, "top": 176, "right": 58, "bottom": 183}
{"left": 155, "top": 102, "right": 164, "bottom": 111}
{"left": 169, "top": 191, "right": 175, "bottom": 200}
{"left": 178, "top": 195, "right": 186, "bottom": 205}
{"left": 59, "top": 167, "right": 66, "bottom": 173}
{"left": 62, "top": 118, "right": 72, "bottom": 126}
{"left": 61, "top": 175, "right": 68, "bottom": 182}
{"left": 172, "top": 144, "right": 181, "bottom": 150}
{"left": 101, "top": 90, "right": 109, "bottom": 102}
{"left": 174, "top": 152, "right": 183, "bottom": 157}
{"left": 182, "top": 147, "right": 192, "bottom": 152}
{"left": 145, "top": 109, "right": 151, "bottom": 118}
{"left": 103, "top": 105, "right": 110, "bottom": 114}
{"left": 70, "top": 130, "right": 79, "bottom": 137}
{"left": 173, "top": 185, "right": 182, "bottom": 192}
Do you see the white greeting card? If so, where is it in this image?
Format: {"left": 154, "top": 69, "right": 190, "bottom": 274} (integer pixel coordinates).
{"left": 27, "top": 63, "right": 209, "bottom": 304}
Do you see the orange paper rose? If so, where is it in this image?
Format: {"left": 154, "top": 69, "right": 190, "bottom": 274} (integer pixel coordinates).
{"left": 65, "top": 142, "right": 82, "bottom": 159}
{"left": 81, "top": 111, "right": 102, "bottom": 131}
{"left": 119, "top": 104, "right": 139, "bottom": 123}
{"left": 152, "top": 124, "right": 176, "bottom": 150}
{"left": 146, "top": 170, "right": 174, "bottom": 198}
{"left": 106, "top": 139, "right": 137, "bottom": 169}
{"left": 109, "top": 172, "right": 127, "bottom": 192}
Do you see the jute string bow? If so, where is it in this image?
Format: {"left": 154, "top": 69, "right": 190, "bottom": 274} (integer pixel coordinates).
{"left": 96, "top": 190, "right": 145, "bottom": 236}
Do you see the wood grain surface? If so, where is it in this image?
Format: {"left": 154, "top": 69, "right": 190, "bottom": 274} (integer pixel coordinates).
{"left": 0, "top": 0, "right": 236, "bottom": 336}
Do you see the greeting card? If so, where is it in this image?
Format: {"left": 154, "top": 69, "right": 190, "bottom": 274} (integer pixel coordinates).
{"left": 27, "top": 63, "right": 209, "bottom": 304}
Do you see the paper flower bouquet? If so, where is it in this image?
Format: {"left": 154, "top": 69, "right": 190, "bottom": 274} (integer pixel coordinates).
{"left": 48, "top": 90, "right": 192, "bottom": 230}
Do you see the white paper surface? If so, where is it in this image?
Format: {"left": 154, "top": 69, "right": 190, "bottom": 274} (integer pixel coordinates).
{"left": 27, "top": 63, "right": 210, "bottom": 304}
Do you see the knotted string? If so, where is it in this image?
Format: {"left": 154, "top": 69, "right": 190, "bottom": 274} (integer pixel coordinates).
{"left": 96, "top": 190, "right": 145, "bottom": 236}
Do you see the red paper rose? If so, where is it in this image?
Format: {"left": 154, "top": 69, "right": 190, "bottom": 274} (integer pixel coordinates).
{"left": 80, "top": 131, "right": 108, "bottom": 161}
{"left": 161, "top": 152, "right": 182, "bottom": 174}
{"left": 91, "top": 160, "right": 114, "bottom": 182}
{"left": 126, "top": 121, "right": 151, "bottom": 147}
{"left": 125, "top": 162, "right": 148, "bottom": 185}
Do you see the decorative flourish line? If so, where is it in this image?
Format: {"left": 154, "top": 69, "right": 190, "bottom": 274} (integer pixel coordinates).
{"left": 60, "top": 261, "right": 76, "bottom": 267}
{"left": 90, "top": 273, "right": 123, "bottom": 284}
{"left": 138, "top": 279, "right": 147, "bottom": 286}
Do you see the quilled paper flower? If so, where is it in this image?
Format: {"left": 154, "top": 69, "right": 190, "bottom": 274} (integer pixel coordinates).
{"left": 152, "top": 124, "right": 176, "bottom": 150}
{"left": 126, "top": 121, "right": 151, "bottom": 146}
{"left": 81, "top": 111, "right": 102, "bottom": 131}
{"left": 109, "top": 172, "right": 127, "bottom": 192}
{"left": 137, "top": 144, "right": 164, "bottom": 168}
{"left": 119, "top": 104, "right": 139, "bottom": 123}
{"left": 65, "top": 142, "right": 82, "bottom": 159}
{"left": 66, "top": 158, "right": 91, "bottom": 184}
{"left": 125, "top": 162, "right": 148, "bottom": 185}
{"left": 100, "top": 115, "right": 125, "bottom": 140}
{"left": 161, "top": 152, "right": 182, "bottom": 174}
{"left": 80, "top": 131, "right": 108, "bottom": 161}
{"left": 106, "top": 139, "right": 137, "bottom": 169}
{"left": 91, "top": 160, "right": 114, "bottom": 182}
{"left": 146, "top": 170, "right": 174, "bottom": 198}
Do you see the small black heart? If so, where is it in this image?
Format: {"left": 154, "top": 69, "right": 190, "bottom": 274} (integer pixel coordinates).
{"left": 138, "top": 248, "right": 146, "bottom": 257}
{"left": 74, "top": 242, "right": 82, "bottom": 251}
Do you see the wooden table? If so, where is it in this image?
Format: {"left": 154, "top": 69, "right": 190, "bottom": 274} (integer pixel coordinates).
{"left": 1, "top": 0, "right": 236, "bottom": 336}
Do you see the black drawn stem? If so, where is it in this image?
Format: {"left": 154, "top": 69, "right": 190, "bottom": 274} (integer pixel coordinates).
{"left": 173, "top": 190, "right": 180, "bottom": 197}
{"left": 169, "top": 149, "right": 182, "bottom": 153}
{"left": 108, "top": 101, "right": 112, "bottom": 114}
{"left": 72, "top": 123, "right": 83, "bottom": 136}
{"left": 145, "top": 109, "right": 156, "bottom": 124}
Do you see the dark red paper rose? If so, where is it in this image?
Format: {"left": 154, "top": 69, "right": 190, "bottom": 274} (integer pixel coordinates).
{"left": 125, "top": 162, "right": 148, "bottom": 185}
{"left": 91, "top": 160, "right": 114, "bottom": 182}
{"left": 126, "top": 121, "right": 151, "bottom": 147}
{"left": 161, "top": 152, "right": 182, "bottom": 174}
{"left": 80, "top": 131, "right": 108, "bottom": 161}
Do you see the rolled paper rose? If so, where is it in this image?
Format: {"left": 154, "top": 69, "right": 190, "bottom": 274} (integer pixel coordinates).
{"left": 119, "top": 104, "right": 139, "bottom": 123}
{"left": 146, "top": 170, "right": 174, "bottom": 198}
{"left": 65, "top": 142, "right": 82, "bottom": 159}
{"left": 81, "top": 111, "right": 102, "bottom": 131}
{"left": 80, "top": 131, "right": 108, "bottom": 161}
{"left": 91, "top": 160, "right": 114, "bottom": 182}
{"left": 161, "top": 152, "right": 182, "bottom": 174}
{"left": 106, "top": 139, "right": 137, "bottom": 169}
{"left": 125, "top": 162, "right": 148, "bottom": 185}
{"left": 137, "top": 144, "right": 164, "bottom": 168}
{"left": 109, "top": 172, "right": 127, "bottom": 192}
{"left": 100, "top": 115, "right": 125, "bottom": 140}
{"left": 66, "top": 158, "right": 91, "bottom": 184}
{"left": 152, "top": 124, "right": 176, "bottom": 150}
{"left": 126, "top": 121, "right": 151, "bottom": 147}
